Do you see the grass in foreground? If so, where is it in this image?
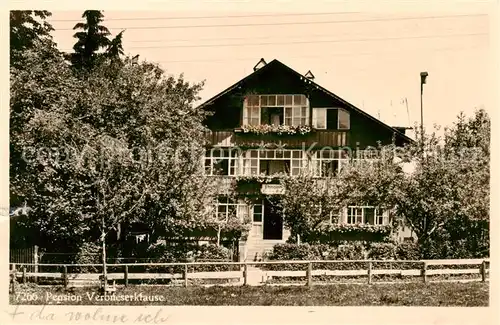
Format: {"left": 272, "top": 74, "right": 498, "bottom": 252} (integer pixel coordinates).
{"left": 10, "top": 282, "right": 488, "bottom": 306}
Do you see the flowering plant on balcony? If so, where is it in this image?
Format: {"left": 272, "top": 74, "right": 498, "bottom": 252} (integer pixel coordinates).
{"left": 236, "top": 173, "right": 289, "bottom": 185}
{"left": 240, "top": 124, "right": 312, "bottom": 135}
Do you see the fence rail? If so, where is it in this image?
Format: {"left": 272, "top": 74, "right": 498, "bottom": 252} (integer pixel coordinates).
{"left": 10, "top": 258, "right": 490, "bottom": 288}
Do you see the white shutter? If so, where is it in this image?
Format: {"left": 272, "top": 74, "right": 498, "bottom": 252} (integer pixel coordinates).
{"left": 242, "top": 97, "right": 248, "bottom": 125}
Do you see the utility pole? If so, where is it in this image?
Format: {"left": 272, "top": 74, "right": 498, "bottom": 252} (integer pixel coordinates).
{"left": 420, "top": 72, "right": 428, "bottom": 144}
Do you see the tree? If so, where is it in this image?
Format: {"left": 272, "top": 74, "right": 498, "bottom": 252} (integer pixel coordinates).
{"left": 10, "top": 42, "right": 226, "bottom": 258}
{"left": 278, "top": 147, "right": 403, "bottom": 243}
{"left": 10, "top": 41, "right": 78, "bottom": 210}
{"left": 10, "top": 10, "right": 54, "bottom": 67}
{"left": 393, "top": 109, "right": 490, "bottom": 258}
{"left": 68, "top": 10, "right": 125, "bottom": 72}
{"left": 105, "top": 30, "right": 125, "bottom": 62}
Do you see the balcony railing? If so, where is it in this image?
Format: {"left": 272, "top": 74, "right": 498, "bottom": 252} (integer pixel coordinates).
{"left": 205, "top": 129, "right": 348, "bottom": 148}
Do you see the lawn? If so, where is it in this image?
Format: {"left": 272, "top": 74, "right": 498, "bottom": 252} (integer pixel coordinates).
{"left": 10, "top": 282, "right": 488, "bottom": 306}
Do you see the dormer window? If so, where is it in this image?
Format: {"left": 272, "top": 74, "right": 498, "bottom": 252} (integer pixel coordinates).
{"left": 243, "top": 94, "right": 309, "bottom": 126}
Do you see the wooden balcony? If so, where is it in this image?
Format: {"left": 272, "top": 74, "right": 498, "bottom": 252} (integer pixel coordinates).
{"left": 205, "top": 129, "right": 348, "bottom": 148}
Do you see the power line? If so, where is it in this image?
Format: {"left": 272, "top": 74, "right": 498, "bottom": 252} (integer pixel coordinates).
{"left": 49, "top": 11, "right": 361, "bottom": 22}
{"left": 55, "top": 14, "right": 485, "bottom": 31}
{"left": 125, "top": 30, "right": 486, "bottom": 44}
{"left": 152, "top": 45, "right": 485, "bottom": 64}
{"left": 59, "top": 32, "right": 486, "bottom": 51}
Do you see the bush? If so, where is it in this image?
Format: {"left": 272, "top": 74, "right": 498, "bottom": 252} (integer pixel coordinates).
{"left": 368, "top": 243, "right": 396, "bottom": 260}
{"left": 266, "top": 243, "right": 322, "bottom": 260}
{"left": 395, "top": 241, "right": 421, "bottom": 260}
{"left": 143, "top": 243, "right": 236, "bottom": 274}
{"left": 264, "top": 243, "right": 324, "bottom": 270}
{"left": 264, "top": 241, "right": 425, "bottom": 271}
{"left": 75, "top": 242, "right": 101, "bottom": 273}
{"left": 192, "top": 244, "right": 235, "bottom": 272}
{"left": 336, "top": 243, "right": 365, "bottom": 260}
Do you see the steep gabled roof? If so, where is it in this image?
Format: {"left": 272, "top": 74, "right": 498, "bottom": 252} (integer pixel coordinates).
{"left": 198, "top": 59, "right": 413, "bottom": 143}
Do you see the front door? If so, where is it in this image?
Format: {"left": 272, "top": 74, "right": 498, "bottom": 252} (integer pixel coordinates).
{"left": 263, "top": 199, "right": 283, "bottom": 240}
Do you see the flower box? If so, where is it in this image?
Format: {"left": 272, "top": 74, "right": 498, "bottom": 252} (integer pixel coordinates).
{"left": 237, "top": 124, "right": 312, "bottom": 136}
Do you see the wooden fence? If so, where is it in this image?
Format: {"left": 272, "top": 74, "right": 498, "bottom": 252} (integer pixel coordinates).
{"left": 10, "top": 258, "right": 489, "bottom": 288}
{"left": 10, "top": 246, "right": 38, "bottom": 272}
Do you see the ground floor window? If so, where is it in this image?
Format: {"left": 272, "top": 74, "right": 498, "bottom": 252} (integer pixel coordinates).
{"left": 346, "top": 206, "right": 388, "bottom": 225}
{"left": 215, "top": 197, "right": 248, "bottom": 222}
{"left": 252, "top": 203, "right": 263, "bottom": 223}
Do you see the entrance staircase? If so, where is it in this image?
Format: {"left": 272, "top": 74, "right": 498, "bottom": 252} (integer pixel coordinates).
{"left": 242, "top": 225, "right": 283, "bottom": 262}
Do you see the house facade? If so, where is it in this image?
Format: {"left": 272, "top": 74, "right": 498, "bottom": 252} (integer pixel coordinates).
{"left": 200, "top": 59, "right": 414, "bottom": 261}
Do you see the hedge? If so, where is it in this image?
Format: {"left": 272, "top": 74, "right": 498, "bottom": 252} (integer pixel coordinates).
{"left": 262, "top": 242, "right": 422, "bottom": 271}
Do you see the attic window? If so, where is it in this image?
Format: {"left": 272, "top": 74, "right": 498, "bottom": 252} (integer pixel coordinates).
{"left": 243, "top": 94, "right": 309, "bottom": 126}
{"left": 312, "top": 107, "right": 350, "bottom": 130}
{"left": 253, "top": 58, "right": 267, "bottom": 71}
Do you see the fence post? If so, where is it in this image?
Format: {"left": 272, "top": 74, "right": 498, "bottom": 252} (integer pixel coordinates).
{"left": 11, "top": 263, "right": 16, "bottom": 294}
{"left": 63, "top": 265, "right": 68, "bottom": 289}
{"left": 124, "top": 265, "right": 129, "bottom": 287}
{"left": 184, "top": 264, "right": 189, "bottom": 287}
{"left": 481, "top": 260, "right": 487, "bottom": 282}
{"left": 243, "top": 263, "right": 248, "bottom": 286}
{"left": 367, "top": 261, "right": 372, "bottom": 284}
{"left": 33, "top": 245, "right": 39, "bottom": 284}
{"left": 22, "top": 267, "right": 27, "bottom": 284}
{"left": 306, "top": 262, "right": 313, "bottom": 288}
{"left": 421, "top": 262, "right": 427, "bottom": 283}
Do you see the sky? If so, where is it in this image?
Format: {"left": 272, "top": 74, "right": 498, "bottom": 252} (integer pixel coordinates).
{"left": 45, "top": 5, "right": 493, "bottom": 139}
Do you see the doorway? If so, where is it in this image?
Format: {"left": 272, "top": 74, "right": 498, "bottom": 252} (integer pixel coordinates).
{"left": 263, "top": 198, "right": 283, "bottom": 240}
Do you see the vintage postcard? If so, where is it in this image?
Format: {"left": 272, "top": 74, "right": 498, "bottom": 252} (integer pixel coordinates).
{"left": 2, "top": 0, "right": 498, "bottom": 324}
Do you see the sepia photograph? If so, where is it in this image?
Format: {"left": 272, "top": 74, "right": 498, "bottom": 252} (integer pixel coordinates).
{"left": 5, "top": 1, "right": 496, "bottom": 321}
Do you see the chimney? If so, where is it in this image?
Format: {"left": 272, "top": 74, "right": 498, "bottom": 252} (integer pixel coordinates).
{"left": 305, "top": 70, "right": 315, "bottom": 80}
{"left": 253, "top": 58, "right": 267, "bottom": 71}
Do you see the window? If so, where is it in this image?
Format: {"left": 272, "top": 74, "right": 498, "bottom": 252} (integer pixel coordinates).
{"left": 216, "top": 197, "right": 237, "bottom": 222}
{"left": 312, "top": 107, "right": 327, "bottom": 129}
{"left": 329, "top": 209, "right": 341, "bottom": 224}
{"left": 347, "top": 207, "right": 364, "bottom": 224}
{"left": 345, "top": 206, "right": 388, "bottom": 225}
{"left": 252, "top": 203, "right": 263, "bottom": 223}
{"left": 204, "top": 149, "right": 239, "bottom": 176}
{"left": 242, "top": 150, "right": 259, "bottom": 176}
{"left": 338, "top": 108, "right": 350, "bottom": 130}
{"left": 243, "top": 95, "right": 260, "bottom": 125}
{"left": 313, "top": 108, "right": 350, "bottom": 130}
{"left": 238, "top": 204, "right": 250, "bottom": 222}
{"left": 315, "top": 205, "right": 341, "bottom": 224}
{"left": 312, "top": 149, "right": 349, "bottom": 177}
{"left": 243, "top": 94, "right": 309, "bottom": 126}
{"left": 215, "top": 197, "right": 248, "bottom": 222}
{"left": 374, "top": 209, "right": 388, "bottom": 225}
{"left": 242, "top": 150, "right": 306, "bottom": 176}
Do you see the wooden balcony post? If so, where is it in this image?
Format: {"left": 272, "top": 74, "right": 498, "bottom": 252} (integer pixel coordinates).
{"left": 184, "top": 264, "right": 189, "bottom": 287}
{"left": 22, "top": 267, "right": 26, "bottom": 284}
